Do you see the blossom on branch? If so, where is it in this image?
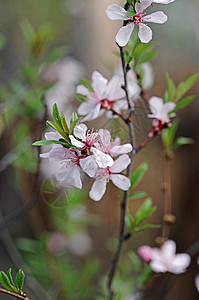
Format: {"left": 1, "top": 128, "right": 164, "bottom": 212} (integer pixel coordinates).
{"left": 106, "top": 1, "right": 168, "bottom": 46}
{"left": 77, "top": 71, "right": 127, "bottom": 121}
{"left": 138, "top": 240, "right": 191, "bottom": 274}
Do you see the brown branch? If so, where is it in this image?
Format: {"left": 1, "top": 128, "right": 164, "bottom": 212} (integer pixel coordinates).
{"left": 0, "top": 288, "right": 30, "bottom": 300}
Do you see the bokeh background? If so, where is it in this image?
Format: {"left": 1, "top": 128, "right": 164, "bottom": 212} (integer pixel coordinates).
{"left": 0, "top": 0, "right": 199, "bottom": 299}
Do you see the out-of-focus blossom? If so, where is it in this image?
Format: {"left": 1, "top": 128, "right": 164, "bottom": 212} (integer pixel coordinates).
{"left": 137, "top": 245, "right": 153, "bottom": 262}
{"left": 47, "top": 232, "right": 67, "bottom": 254}
{"left": 68, "top": 233, "right": 92, "bottom": 256}
{"left": 45, "top": 57, "right": 85, "bottom": 122}
{"left": 142, "top": 240, "right": 191, "bottom": 274}
{"left": 106, "top": 2, "right": 167, "bottom": 46}
{"left": 89, "top": 154, "right": 131, "bottom": 201}
{"left": 195, "top": 257, "right": 199, "bottom": 293}
{"left": 77, "top": 71, "right": 127, "bottom": 121}
{"left": 153, "top": 0, "right": 175, "bottom": 4}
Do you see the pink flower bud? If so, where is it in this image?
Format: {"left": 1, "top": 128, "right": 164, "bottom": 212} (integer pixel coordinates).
{"left": 138, "top": 245, "right": 153, "bottom": 262}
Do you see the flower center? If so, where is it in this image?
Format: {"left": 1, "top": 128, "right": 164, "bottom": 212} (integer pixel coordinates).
{"left": 100, "top": 99, "right": 115, "bottom": 110}
{"left": 130, "top": 12, "right": 144, "bottom": 25}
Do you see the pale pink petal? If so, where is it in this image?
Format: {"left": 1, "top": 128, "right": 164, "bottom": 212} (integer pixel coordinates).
{"left": 138, "top": 245, "right": 153, "bottom": 262}
{"left": 98, "top": 129, "right": 111, "bottom": 147}
{"left": 69, "top": 135, "right": 84, "bottom": 148}
{"left": 77, "top": 102, "right": 96, "bottom": 116}
{"left": 110, "top": 144, "right": 132, "bottom": 157}
{"left": 135, "top": 0, "right": 153, "bottom": 14}
{"left": 161, "top": 240, "right": 176, "bottom": 258}
{"left": 143, "top": 11, "right": 168, "bottom": 24}
{"left": 111, "top": 174, "right": 131, "bottom": 190}
{"left": 80, "top": 156, "right": 98, "bottom": 178}
{"left": 76, "top": 84, "right": 90, "bottom": 96}
{"left": 92, "top": 147, "right": 113, "bottom": 168}
{"left": 113, "top": 99, "right": 128, "bottom": 113}
{"left": 195, "top": 274, "right": 199, "bottom": 293}
{"left": 106, "top": 4, "right": 129, "bottom": 21}
{"left": 138, "top": 24, "right": 152, "bottom": 43}
{"left": 163, "top": 102, "right": 176, "bottom": 114}
{"left": 74, "top": 124, "right": 87, "bottom": 140}
{"left": 105, "top": 75, "right": 125, "bottom": 100}
{"left": 169, "top": 254, "right": 191, "bottom": 274}
{"left": 56, "top": 165, "right": 82, "bottom": 189}
{"left": 44, "top": 131, "right": 61, "bottom": 140}
{"left": 150, "top": 259, "right": 168, "bottom": 273}
{"left": 110, "top": 154, "right": 131, "bottom": 173}
{"left": 112, "top": 136, "right": 121, "bottom": 147}
{"left": 91, "top": 71, "right": 108, "bottom": 99}
{"left": 153, "top": 0, "right": 175, "bottom": 4}
{"left": 81, "top": 103, "right": 102, "bottom": 121}
{"left": 116, "top": 24, "right": 134, "bottom": 47}
{"left": 148, "top": 96, "right": 164, "bottom": 116}
{"left": 89, "top": 178, "right": 107, "bottom": 201}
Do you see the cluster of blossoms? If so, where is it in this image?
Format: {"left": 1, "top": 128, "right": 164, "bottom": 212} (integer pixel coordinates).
{"left": 41, "top": 123, "right": 132, "bottom": 201}
{"left": 138, "top": 240, "right": 191, "bottom": 274}
{"left": 106, "top": 0, "right": 175, "bottom": 46}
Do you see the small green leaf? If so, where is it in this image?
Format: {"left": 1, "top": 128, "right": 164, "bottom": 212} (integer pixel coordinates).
{"left": 53, "top": 103, "right": 62, "bottom": 127}
{"left": 43, "top": 46, "right": 67, "bottom": 64}
{"left": 61, "top": 112, "right": 69, "bottom": 134}
{"left": 134, "top": 43, "right": 157, "bottom": 65}
{"left": 128, "top": 252, "right": 141, "bottom": 274}
{"left": 172, "top": 137, "right": 194, "bottom": 151}
{"left": 126, "top": 11, "right": 136, "bottom": 17}
{"left": 15, "top": 269, "right": 25, "bottom": 293}
{"left": 132, "top": 223, "right": 160, "bottom": 233}
{"left": 162, "top": 121, "right": 178, "bottom": 151}
{"left": 0, "top": 271, "right": 18, "bottom": 292}
{"left": 76, "top": 93, "right": 87, "bottom": 102}
{"left": 174, "top": 73, "right": 199, "bottom": 102}
{"left": 164, "top": 73, "right": 176, "bottom": 102}
{"left": 80, "top": 79, "right": 93, "bottom": 92}
{"left": 46, "top": 120, "right": 69, "bottom": 140}
{"left": 125, "top": 214, "right": 134, "bottom": 229}
{"left": 33, "top": 139, "right": 72, "bottom": 148}
{"left": 135, "top": 198, "right": 156, "bottom": 226}
{"left": 130, "top": 162, "right": 148, "bottom": 189}
{"left": 128, "top": 191, "right": 147, "bottom": 200}
{"left": 7, "top": 269, "right": 14, "bottom": 287}
{"left": 20, "top": 19, "right": 35, "bottom": 48}
{"left": 174, "top": 96, "right": 194, "bottom": 112}
{"left": 69, "top": 112, "right": 82, "bottom": 135}
{"left": 137, "top": 264, "right": 153, "bottom": 287}
{"left": 124, "top": 50, "right": 132, "bottom": 64}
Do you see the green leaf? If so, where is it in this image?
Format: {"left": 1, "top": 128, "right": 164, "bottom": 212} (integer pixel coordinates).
{"left": 137, "top": 264, "right": 153, "bottom": 287}
{"left": 33, "top": 139, "right": 72, "bottom": 148}
{"left": 164, "top": 73, "right": 176, "bottom": 102}
{"left": 174, "top": 96, "right": 194, "bottom": 112}
{"left": 61, "top": 112, "right": 69, "bottom": 134}
{"left": 134, "top": 43, "right": 157, "bottom": 65}
{"left": 126, "top": 11, "right": 136, "bottom": 17}
{"left": 0, "top": 271, "right": 18, "bottom": 292}
{"left": 130, "top": 162, "right": 148, "bottom": 189}
{"left": 69, "top": 112, "right": 81, "bottom": 135}
{"left": 76, "top": 93, "right": 87, "bottom": 102}
{"left": 132, "top": 223, "right": 160, "bottom": 233}
{"left": 15, "top": 269, "right": 25, "bottom": 293}
{"left": 125, "top": 214, "right": 134, "bottom": 229}
{"left": 80, "top": 79, "right": 93, "bottom": 92}
{"left": 135, "top": 198, "right": 156, "bottom": 226}
{"left": 46, "top": 120, "right": 69, "bottom": 140}
{"left": 0, "top": 34, "right": 7, "bottom": 50}
{"left": 174, "top": 73, "right": 199, "bottom": 102}
{"left": 172, "top": 137, "right": 194, "bottom": 151}
{"left": 43, "top": 46, "right": 67, "bottom": 64}
{"left": 20, "top": 19, "right": 35, "bottom": 48}
{"left": 161, "top": 121, "right": 178, "bottom": 151}
{"left": 53, "top": 103, "right": 62, "bottom": 127}
{"left": 128, "top": 191, "right": 147, "bottom": 200}
{"left": 124, "top": 50, "right": 132, "bottom": 64}
{"left": 22, "top": 63, "right": 38, "bottom": 84}
{"left": 128, "top": 252, "right": 141, "bottom": 274}
{"left": 7, "top": 269, "right": 15, "bottom": 287}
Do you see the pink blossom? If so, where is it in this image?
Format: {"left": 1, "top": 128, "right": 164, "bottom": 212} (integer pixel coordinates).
{"left": 148, "top": 96, "right": 175, "bottom": 124}
{"left": 89, "top": 154, "right": 131, "bottom": 201}
{"left": 149, "top": 240, "right": 191, "bottom": 274}
{"left": 106, "top": 1, "right": 168, "bottom": 46}
{"left": 138, "top": 245, "right": 153, "bottom": 262}
{"left": 77, "top": 71, "right": 127, "bottom": 121}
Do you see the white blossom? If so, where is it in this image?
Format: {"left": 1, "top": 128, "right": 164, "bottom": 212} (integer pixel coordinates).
{"left": 106, "top": 1, "right": 168, "bottom": 46}
{"left": 148, "top": 96, "right": 175, "bottom": 123}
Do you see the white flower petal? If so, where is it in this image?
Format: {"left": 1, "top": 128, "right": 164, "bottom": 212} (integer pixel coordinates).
{"left": 153, "top": 0, "right": 175, "bottom": 4}
{"left": 77, "top": 102, "right": 96, "bottom": 116}
{"left": 89, "top": 178, "right": 107, "bottom": 201}
{"left": 56, "top": 165, "right": 82, "bottom": 189}
{"left": 163, "top": 102, "right": 176, "bottom": 114}
{"left": 111, "top": 174, "right": 131, "bottom": 190}
{"left": 148, "top": 96, "right": 164, "bottom": 115}
{"left": 116, "top": 24, "right": 134, "bottom": 47}
{"left": 44, "top": 131, "right": 60, "bottom": 140}
{"left": 74, "top": 124, "right": 87, "bottom": 140}
{"left": 138, "top": 24, "right": 152, "bottom": 43}
{"left": 110, "top": 144, "right": 132, "bottom": 157}
{"left": 81, "top": 103, "right": 102, "bottom": 121}
{"left": 91, "top": 71, "right": 108, "bottom": 99}
{"left": 162, "top": 240, "right": 177, "bottom": 258}
{"left": 69, "top": 135, "right": 84, "bottom": 148}
{"left": 106, "top": 4, "right": 129, "bottom": 21}
{"left": 144, "top": 11, "right": 168, "bottom": 24}
{"left": 110, "top": 154, "right": 131, "bottom": 173}
{"left": 105, "top": 75, "right": 125, "bottom": 100}
{"left": 80, "top": 156, "right": 98, "bottom": 178}
{"left": 76, "top": 84, "right": 90, "bottom": 96}
{"left": 98, "top": 129, "right": 111, "bottom": 148}
{"left": 92, "top": 147, "right": 113, "bottom": 168}
{"left": 169, "top": 254, "right": 191, "bottom": 274}
{"left": 195, "top": 274, "right": 199, "bottom": 293}
{"left": 135, "top": 0, "right": 153, "bottom": 14}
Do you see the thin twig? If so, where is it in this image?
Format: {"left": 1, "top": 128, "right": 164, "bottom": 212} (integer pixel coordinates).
{"left": 0, "top": 288, "right": 30, "bottom": 300}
